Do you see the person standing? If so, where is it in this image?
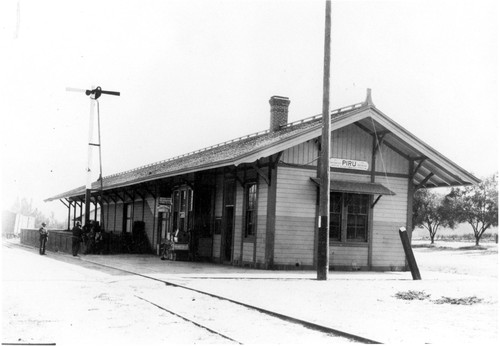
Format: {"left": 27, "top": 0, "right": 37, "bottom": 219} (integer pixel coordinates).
{"left": 72, "top": 221, "right": 83, "bottom": 256}
{"left": 38, "top": 222, "right": 49, "bottom": 255}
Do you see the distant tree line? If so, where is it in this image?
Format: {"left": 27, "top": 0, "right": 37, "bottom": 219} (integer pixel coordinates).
{"left": 412, "top": 173, "right": 498, "bottom": 245}
{"left": 9, "top": 197, "right": 66, "bottom": 230}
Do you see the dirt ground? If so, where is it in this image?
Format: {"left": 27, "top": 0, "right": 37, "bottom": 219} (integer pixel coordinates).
{"left": 1, "top": 239, "right": 498, "bottom": 345}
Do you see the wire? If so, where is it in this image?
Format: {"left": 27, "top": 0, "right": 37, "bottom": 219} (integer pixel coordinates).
{"left": 370, "top": 117, "right": 397, "bottom": 212}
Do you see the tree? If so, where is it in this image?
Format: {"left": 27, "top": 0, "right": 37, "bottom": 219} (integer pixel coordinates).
{"left": 445, "top": 173, "right": 498, "bottom": 246}
{"left": 413, "top": 189, "right": 455, "bottom": 244}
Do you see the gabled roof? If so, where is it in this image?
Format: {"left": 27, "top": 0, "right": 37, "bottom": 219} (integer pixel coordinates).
{"left": 45, "top": 95, "right": 479, "bottom": 202}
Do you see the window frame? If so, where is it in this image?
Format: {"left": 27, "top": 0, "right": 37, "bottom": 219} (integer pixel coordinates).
{"left": 243, "top": 181, "right": 258, "bottom": 239}
{"left": 123, "top": 203, "right": 132, "bottom": 233}
{"left": 329, "top": 192, "right": 370, "bottom": 244}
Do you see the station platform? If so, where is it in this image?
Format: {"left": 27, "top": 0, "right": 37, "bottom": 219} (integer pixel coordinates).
{"left": 3, "top": 237, "right": 497, "bottom": 345}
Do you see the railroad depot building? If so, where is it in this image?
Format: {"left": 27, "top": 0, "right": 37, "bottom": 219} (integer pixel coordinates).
{"left": 46, "top": 90, "right": 479, "bottom": 270}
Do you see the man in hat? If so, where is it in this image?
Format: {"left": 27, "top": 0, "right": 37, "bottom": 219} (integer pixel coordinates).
{"left": 72, "top": 221, "right": 83, "bottom": 256}
{"left": 38, "top": 222, "right": 49, "bottom": 255}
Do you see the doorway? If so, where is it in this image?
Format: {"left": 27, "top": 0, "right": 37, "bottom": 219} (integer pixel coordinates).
{"left": 222, "top": 179, "right": 235, "bottom": 262}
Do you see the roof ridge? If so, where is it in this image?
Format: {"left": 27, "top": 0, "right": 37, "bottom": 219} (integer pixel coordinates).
{"left": 103, "top": 101, "right": 367, "bottom": 180}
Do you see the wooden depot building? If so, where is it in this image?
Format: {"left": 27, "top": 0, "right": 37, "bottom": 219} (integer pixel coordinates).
{"left": 45, "top": 90, "right": 479, "bottom": 270}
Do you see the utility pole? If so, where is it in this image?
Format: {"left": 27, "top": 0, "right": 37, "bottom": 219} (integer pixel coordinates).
{"left": 317, "top": 0, "right": 332, "bottom": 280}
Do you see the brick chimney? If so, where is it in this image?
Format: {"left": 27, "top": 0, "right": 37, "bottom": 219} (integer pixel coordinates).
{"left": 269, "top": 96, "right": 290, "bottom": 132}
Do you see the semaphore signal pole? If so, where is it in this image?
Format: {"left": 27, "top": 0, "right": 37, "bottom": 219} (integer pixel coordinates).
{"left": 66, "top": 86, "right": 120, "bottom": 229}
{"left": 317, "top": 0, "right": 332, "bottom": 280}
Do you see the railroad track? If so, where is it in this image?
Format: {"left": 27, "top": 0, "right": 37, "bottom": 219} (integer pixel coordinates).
{"left": 4, "top": 242, "right": 381, "bottom": 344}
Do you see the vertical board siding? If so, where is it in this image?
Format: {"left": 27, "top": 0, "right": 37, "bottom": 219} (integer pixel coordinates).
{"left": 372, "top": 176, "right": 408, "bottom": 267}
{"left": 376, "top": 145, "right": 408, "bottom": 174}
{"left": 332, "top": 124, "right": 372, "bottom": 165}
{"left": 256, "top": 174, "right": 268, "bottom": 265}
{"left": 274, "top": 166, "right": 317, "bottom": 266}
{"left": 281, "top": 140, "right": 318, "bottom": 165}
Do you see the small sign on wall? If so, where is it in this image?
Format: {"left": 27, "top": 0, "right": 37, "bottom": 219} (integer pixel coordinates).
{"left": 330, "top": 158, "right": 369, "bottom": 171}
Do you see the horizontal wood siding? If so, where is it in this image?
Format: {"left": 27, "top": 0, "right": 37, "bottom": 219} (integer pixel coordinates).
{"left": 256, "top": 174, "right": 268, "bottom": 265}
{"left": 114, "top": 202, "right": 124, "bottom": 233}
{"left": 330, "top": 246, "right": 368, "bottom": 266}
{"left": 242, "top": 242, "right": 254, "bottom": 263}
{"left": 331, "top": 172, "right": 371, "bottom": 183}
{"left": 274, "top": 167, "right": 316, "bottom": 266}
{"left": 213, "top": 234, "right": 221, "bottom": 259}
{"left": 372, "top": 176, "right": 408, "bottom": 267}
{"left": 332, "top": 124, "right": 373, "bottom": 165}
{"left": 281, "top": 140, "right": 318, "bottom": 165}
{"left": 233, "top": 184, "right": 243, "bottom": 261}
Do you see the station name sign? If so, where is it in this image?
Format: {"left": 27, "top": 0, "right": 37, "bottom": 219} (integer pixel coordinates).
{"left": 330, "top": 158, "right": 369, "bottom": 171}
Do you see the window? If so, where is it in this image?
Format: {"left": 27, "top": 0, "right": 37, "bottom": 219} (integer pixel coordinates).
{"left": 244, "top": 183, "right": 257, "bottom": 238}
{"left": 329, "top": 192, "right": 369, "bottom": 242}
{"left": 124, "top": 203, "right": 132, "bottom": 232}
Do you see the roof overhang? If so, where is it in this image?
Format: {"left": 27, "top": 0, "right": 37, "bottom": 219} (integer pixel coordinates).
{"left": 45, "top": 104, "right": 480, "bottom": 202}
{"left": 310, "top": 178, "right": 395, "bottom": 195}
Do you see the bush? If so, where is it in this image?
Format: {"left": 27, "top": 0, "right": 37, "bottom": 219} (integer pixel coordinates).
{"left": 434, "top": 296, "right": 483, "bottom": 305}
{"left": 394, "top": 290, "right": 430, "bottom": 301}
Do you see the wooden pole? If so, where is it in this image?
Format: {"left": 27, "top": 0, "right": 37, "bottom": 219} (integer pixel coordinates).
{"left": 317, "top": 0, "right": 332, "bottom": 281}
{"left": 398, "top": 227, "right": 421, "bottom": 280}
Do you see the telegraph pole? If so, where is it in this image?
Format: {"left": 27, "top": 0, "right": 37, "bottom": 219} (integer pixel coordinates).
{"left": 317, "top": 0, "right": 332, "bottom": 280}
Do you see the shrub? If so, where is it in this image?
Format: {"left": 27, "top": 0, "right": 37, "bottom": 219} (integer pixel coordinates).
{"left": 434, "top": 296, "right": 483, "bottom": 305}
{"left": 394, "top": 290, "right": 431, "bottom": 301}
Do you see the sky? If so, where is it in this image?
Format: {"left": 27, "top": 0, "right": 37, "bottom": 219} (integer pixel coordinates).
{"left": 1, "top": 0, "right": 498, "bottom": 222}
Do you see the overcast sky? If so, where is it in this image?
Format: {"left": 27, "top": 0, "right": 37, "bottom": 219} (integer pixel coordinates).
{"left": 1, "top": 0, "right": 498, "bottom": 222}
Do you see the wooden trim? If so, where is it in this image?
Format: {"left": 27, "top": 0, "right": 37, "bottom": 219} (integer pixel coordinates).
{"left": 152, "top": 183, "right": 158, "bottom": 251}
{"left": 411, "top": 158, "right": 426, "bottom": 179}
{"left": 251, "top": 162, "right": 270, "bottom": 186}
{"left": 265, "top": 162, "right": 279, "bottom": 269}
{"left": 370, "top": 195, "right": 382, "bottom": 208}
{"left": 253, "top": 178, "right": 259, "bottom": 265}
{"left": 278, "top": 162, "right": 410, "bottom": 178}
{"left": 416, "top": 173, "right": 434, "bottom": 190}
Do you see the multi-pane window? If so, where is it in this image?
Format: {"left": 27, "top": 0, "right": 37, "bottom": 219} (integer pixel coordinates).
{"left": 329, "top": 192, "right": 369, "bottom": 242}
{"left": 244, "top": 183, "right": 257, "bottom": 237}
{"left": 347, "top": 194, "right": 369, "bottom": 241}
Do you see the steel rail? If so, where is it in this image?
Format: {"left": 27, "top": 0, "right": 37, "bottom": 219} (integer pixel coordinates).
{"left": 82, "top": 258, "right": 381, "bottom": 344}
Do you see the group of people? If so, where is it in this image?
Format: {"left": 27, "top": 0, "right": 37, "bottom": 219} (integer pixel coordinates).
{"left": 38, "top": 221, "right": 105, "bottom": 257}
{"left": 71, "top": 221, "right": 105, "bottom": 256}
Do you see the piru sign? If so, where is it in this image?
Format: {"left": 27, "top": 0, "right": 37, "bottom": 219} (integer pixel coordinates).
{"left": 330, "top": 158, "right": 369, "bottom": 171}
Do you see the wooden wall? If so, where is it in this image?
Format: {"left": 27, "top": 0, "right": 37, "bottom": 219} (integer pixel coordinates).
{"left": 372, "top": 176, "right": 408, "bottom": 269}
{"left": 255, "top": 173, "right": 269, "bottom": 266}
{"left": 274, "top": 166, "right": 316, "bottom": 267}
{"left": 274, "top": 122, "right": 410, "bottom": 270}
